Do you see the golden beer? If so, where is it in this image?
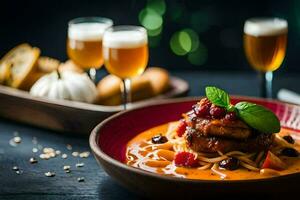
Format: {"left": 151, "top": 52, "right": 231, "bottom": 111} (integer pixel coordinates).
{"left": 103, "top": 26, "right": 149, "bottom": 108}
{"left": 244, "top": 19, "right": 287, "bottom": 72}
{"left": 67, "top": 19, "right": 113, "bottom": 70}
{"left": 103, "top": 30, "right": 148, "bottom": 79}
{"left": 67, "top": 39, "right": 103, "bottom": 69}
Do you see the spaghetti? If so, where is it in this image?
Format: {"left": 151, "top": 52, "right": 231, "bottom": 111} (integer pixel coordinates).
{"left": 126, "top": 122, "right": 300, "bottom": 180}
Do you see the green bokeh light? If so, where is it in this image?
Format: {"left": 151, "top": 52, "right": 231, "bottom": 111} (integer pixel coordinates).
{"left": 147, "top": 26, "right": 163, "bottom": 37}
{"left": 170, "top": 31, "right": 187, "bottom": 56}
{"left": 170, "top": 29, "right": 200, "bottom": 56}
{"left": 183, "top": 29, "right": 199, "bottom": 52}
{"left": 178, "top": 31, "right": 192, "bottom": 52}
{"left": 139, "top": 8, "right": 163, "bottom": 31}
{"left": 187, "top": 41, "right": 208, "bottom": 66}
{"left": 147, "top": 0, "right": 166, "bottom": 15}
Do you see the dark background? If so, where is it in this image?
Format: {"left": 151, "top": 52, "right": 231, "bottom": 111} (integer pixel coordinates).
{"left": 0, "top": 0, "right": 297, "bottom": 72}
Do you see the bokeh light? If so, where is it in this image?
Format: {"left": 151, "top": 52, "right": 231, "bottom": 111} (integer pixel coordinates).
{"left": 170, "top": 31, "right": 187, "bottom": 56}
{"left": 183, "top": 29, "right": 199, "bottom": 52}
{"left": 146, "top": 0, "right": 166, "bottom": 15}
{"left": 139, "top": 0, "right": 209, "bottom": 65}
{"left": 138, "top": 0, "right": 166, "bottom": 47}
{"left": 187, "top": 41, "right": 208, "bottom": 66}
{"left": 147, "top": 26, "right": 163, "bottom": 37}
{"left": 178, "top": 31, "right": 192, "bottom": 52}
{"left": 139, "top": 8, "right": 163, "bottom": 31}
{"left": 170, "top": 29, "right": 200, "bottom": 56}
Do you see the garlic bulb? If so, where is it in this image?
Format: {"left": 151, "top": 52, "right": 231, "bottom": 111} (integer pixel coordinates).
{"left": 30, "top": 70, "right": 98, "bottom": 103}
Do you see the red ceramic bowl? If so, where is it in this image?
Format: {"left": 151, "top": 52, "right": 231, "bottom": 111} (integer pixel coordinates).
{"left": 89, "top": 96, "right": 300, "bottom": 198}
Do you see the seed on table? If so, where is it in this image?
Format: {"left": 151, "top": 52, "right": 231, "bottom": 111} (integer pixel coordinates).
{"left": 29, "top": 157, "right": 38, "bottom": 164}
{"left": 40, "top": 153, "right": 50, "bottom": 160}
{"left": 79, "top": 151, "right": 90, "bottom": 158}
{"left": 76, "top": 162, "right": 84, "bottom": 168}
{"left": 15, "top": 170, "right": 23, "bottom": 175}
{"left": 66, "top": 144, "right": 72, "bottom": 150}
{"left": 62, "top": 154, "right": 68, "bottom": 159}
{"left": 32, "top": 148, "right": 38, "bottom": 153}
{"left": 49, "top": 152, "right": 56, "bottom": 158}
{"left": 72, "top": 152, "right": 79, "bottom": 157}
{"left": 55, "top": 150, "right": 61, "bottom": 155}
{"left": 12, "top": 166, "right": 19, "bottom": 171}
{"left": 77, "top": 177, "right": 85, "bottom": 182}
{"left": 43, "top": 148, "right": 55, "bottom": 154}
{"left": 63, "top": 165, "right": 71, "bottom": 173}
{"left": 9, "top": 139, "right": 17, "bottom": 147}
{"left": 45, "top": 172, "right": 55, "bottom": 177}
{"left": 13, "top": 136, "right": 21, "bottom": 143}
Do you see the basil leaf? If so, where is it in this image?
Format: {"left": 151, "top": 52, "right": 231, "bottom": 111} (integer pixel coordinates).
{"left": 235, "top": 102, "right": 281, "bottom": 133}
{"left": 205, "top": 86, "right": 230, "bottom": 108}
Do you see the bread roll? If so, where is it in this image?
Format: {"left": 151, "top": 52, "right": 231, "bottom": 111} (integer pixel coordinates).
{"left": 95, "top": 67, "right": 170, "bottom": 106}
{"left": 0, "top": 43, "right": 40, "bottom": 89}
{"left": 95, "top": 74, "right": 154, "bottom": 106}
{"left": 143, "top": 67, "right": 170, "bottom": 95}
{"left": 59, "top": 60, "right": 84, "bottom": 74}
{"left": 36, "top": 56, "right": 60, "bottom": 73}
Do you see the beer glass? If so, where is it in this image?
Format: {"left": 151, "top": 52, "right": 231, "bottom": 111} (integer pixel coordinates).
{"left": 103, "top": 26, "right": 148, "bottom": 109}
{"left": 67, "top": 17, "right": 113, "bottom": 81}
{"left": 244, "top": 18, "right": 287, "bottom": 98}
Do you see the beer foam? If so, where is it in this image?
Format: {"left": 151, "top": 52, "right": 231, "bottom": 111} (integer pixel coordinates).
{"left": 244, "top": 18, "right": 287, "bottom": 36}
{"left": 103, "top": 31, "right": 148, "bottom": 48}
{"left": 68, "top": 23, "right": 112, "bottom": 41}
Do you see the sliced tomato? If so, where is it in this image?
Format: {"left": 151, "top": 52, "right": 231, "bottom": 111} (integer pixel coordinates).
{"left": 262, "top": 151, "right": 286, "bottom": 171}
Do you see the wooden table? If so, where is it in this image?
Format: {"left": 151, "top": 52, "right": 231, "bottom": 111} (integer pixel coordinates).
{"left": 0, "top": 70, "right": 299, "bottom": 200}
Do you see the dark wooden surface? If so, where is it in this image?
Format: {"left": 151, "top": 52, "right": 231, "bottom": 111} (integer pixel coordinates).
{"left": 0, "top": 71, "right": 299, "bottom": 200}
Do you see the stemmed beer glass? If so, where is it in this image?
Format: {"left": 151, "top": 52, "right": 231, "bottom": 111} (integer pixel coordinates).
{"left": 244, "top": 18, "right": 287, "bottom": 98}
{"left": 102, "top": 26, "right": 149, "bottom": 109}
{"left": 67, "top": 17, "right": 113, "bottom": 81}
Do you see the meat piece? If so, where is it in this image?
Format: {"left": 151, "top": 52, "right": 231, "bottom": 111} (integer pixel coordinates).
{"left": 185, "top": 112, "right": 252, "bottom": 140}
{"left": 185, "top": 128, "right": 274, "bottom": 153}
